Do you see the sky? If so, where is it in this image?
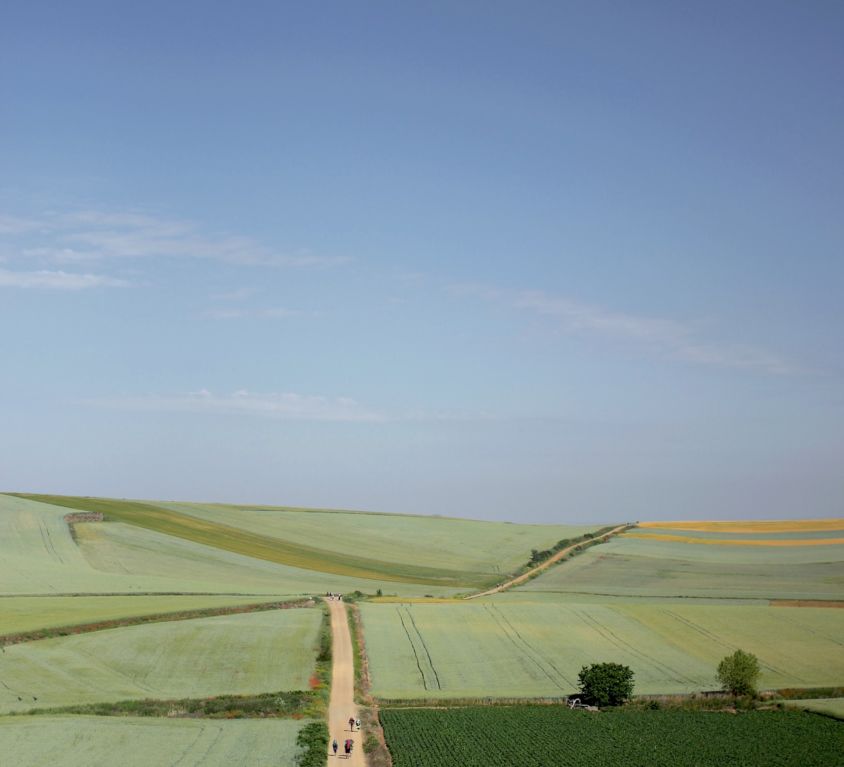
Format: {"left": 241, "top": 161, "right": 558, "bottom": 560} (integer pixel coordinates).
{"left": 1, "top": 1, "right": 842, "bottom": 523}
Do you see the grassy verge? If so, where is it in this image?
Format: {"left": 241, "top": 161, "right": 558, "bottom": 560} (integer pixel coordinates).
{"left": 309, "top": 603, "right": 332, "bottom": 717}
{"left": 16, "top": 494, "right": 486, "bottom": 587}
{"left": 0, "top": 598, "right": 312, "bottom": 647}
{"left": 347, "top": 603, "right": 370, "bottom": 702}
{"left": 295, "top": 721, "right": 329, "bottom": 767}
{"left": 523, "top": 525, "right": 621, "bottom": 569}
{"left": 348, "top": 603, "right": 393, "bottom": 767}
{"left": 773, "top": 687, "right": 844, "bottom": 700}
{"left": 377, "top": 687, "right": 844, "bottom": 711}
{"left": 15, "top": 690, "right": 316, "bottom": 719}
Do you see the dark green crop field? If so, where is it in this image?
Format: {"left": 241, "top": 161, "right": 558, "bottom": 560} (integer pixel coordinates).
{"left": 380, "top": 706, "right": 844, "bottom": 767}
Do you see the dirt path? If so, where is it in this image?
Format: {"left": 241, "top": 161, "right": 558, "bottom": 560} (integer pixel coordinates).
{"left": 465, "top": 524, "right": 629, "bottom": 599}
{"left": 327, "top": 598, "right": 365, "bottom": 765}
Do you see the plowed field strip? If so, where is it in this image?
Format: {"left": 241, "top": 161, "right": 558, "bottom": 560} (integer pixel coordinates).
{"left": 623, "top": 533, "right": 844, "bottom": 546}
{"left": 639, "top": 519, "right": 844, "bottom": 533}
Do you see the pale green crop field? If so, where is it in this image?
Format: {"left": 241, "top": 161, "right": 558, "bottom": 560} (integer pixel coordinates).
{"left": 0, "top": 715, "right": 307, "bottom": 767}
{"left": 13, "top": 493, "right": 586, "bottom": 590}
{"left": 783, "top": 698, "right": 844, "bottom": 720}
{"left": 0, "top": 494, "right": 461, "bottom": 597}
{"left": 75, "top": 519, "right": 460, "bottom": 597}
{"left": 518, "top": 535, "right": 844, "bottom": 600}
{"left": 163, "top": 500, "right": 602, "bottom": 576}
{"left": 0, "top": 608, "right": 321, "bottom": 713}
{"left": 0, "top": 595, "right": 284, "bottom": 636}
{"left": 360, "top": 601, "right": 844, "bottom": 698}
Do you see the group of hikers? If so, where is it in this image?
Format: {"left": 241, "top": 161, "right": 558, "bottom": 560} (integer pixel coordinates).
{"left": 330, "top": 716, "right": 360, "bottom": 758}
{"left": 326, "top": 591, "right": 343, "bottom": 601}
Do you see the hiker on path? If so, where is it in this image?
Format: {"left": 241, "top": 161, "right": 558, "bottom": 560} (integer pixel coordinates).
{"left": 349, "top": 716, "right": 355, "bottom": 731}
{"left": 344, "top": 739, "right": 353, "bottom": 756}
{"left": 332, "top": 738, "right": 338, "bottom": 756}
{"left": 355, "top": 718, "right": 360, "bottom": 731}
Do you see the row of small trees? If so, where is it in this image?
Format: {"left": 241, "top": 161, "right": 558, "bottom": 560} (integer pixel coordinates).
{"left": 578, "top": 650, "right": 761, "bottom": 707}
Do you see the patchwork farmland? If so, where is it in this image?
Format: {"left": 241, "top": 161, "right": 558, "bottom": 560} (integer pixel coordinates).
{"left": 1, "top": 492, "right": 842, "bottom": 765}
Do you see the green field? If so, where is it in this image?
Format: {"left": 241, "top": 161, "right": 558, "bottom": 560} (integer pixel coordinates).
{"left": 4, "top": 493, "right": 844, "bottom": 765}
{"left": 379, "top": 706, "right": 844, "bottom": 767}
{"left": 518, "top": 534, "right": 844, "bottom": 600}
{"left": 73, "top": 518, "right": 459, "bottom": 597}
{"left": 17, "top": 493, "right": 602, "bottom": 589}
{"left": 9, "top": 493, "right": 600, "bottom": 592}
{"left": 0, "top": 715, "right": 308, "bottom": 767}
{"left": 161, "top": 500, "right": 601, "bottom": 577}
{"left": 361, "top": 601, "right": 844, "bottom": 697}
{"left": 0, "top": 608, "right": 321, "bottom": 713}
{"left": 0, "top": 595, "right": 291, "bottom": 637}
{"left": 783, "top": 698, "right": 844, "bottom": 720}
{"left": 0, "top": 494, "right": 462, "bottom": 597}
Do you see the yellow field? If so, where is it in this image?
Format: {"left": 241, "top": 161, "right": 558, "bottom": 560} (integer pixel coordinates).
{"left": 638, "top": 519, "right": 844, "bottom": 533}
{"left": 623, "top": 532, "right": 844, "bottom": 547}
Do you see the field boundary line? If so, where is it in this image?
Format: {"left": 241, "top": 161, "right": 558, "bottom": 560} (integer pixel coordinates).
{"left": 0, "top": 598, "right": 313, "bottom": 647}
{"left": 464, "top": 524, "right": 630, "bottom": 599}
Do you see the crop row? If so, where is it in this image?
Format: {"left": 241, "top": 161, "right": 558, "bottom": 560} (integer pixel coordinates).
{"left": 380, "top": 706, "right": 844, "bottom": 767}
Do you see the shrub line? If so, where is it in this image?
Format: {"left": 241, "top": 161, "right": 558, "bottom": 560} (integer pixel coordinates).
{"left": 14, "top": 689, "right": 318, "bottom": 719}
{"left": 0, "top": 598, "right": 314, "bottom": 647}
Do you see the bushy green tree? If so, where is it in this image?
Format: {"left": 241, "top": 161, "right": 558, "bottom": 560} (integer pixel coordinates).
{"left": 577, "top": 662, "right": 634, "bottom": 706}
{"left": 717, "top": 649, "right": 760, "bottom": 697}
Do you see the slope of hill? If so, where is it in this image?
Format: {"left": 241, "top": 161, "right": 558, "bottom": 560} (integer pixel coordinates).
{"left": 12, "top": 493, "right": 604, "bottom": 590}
{"left": 517, "top": 522, "right": 844, "bottom": 601}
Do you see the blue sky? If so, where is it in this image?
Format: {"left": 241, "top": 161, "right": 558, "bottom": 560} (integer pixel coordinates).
{"left": 1, "top": 2, "right": 842, "bottom": 522}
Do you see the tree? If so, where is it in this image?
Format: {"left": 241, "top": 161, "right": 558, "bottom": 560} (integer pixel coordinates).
{"left": 577, "top": 662, "right": 634, "bottom": 707}
{"left": 717, "top": 649, "right": 760, "bottom": 697}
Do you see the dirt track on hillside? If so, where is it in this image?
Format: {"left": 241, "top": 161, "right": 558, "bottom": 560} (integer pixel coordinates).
{"left": 465, "top": 524, "right": 629, "bottom": 599}
{"left": 327, "top": 599, "right": 365, "bottom": 765}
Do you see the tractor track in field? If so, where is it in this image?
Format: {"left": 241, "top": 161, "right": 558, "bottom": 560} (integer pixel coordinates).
{"left": 397, "top": 607, "right": 442, "bottom": 690}
{"left": 572, "top": 607, "right": 698, "bottom": 686}
{"left": 487, "top": 604, "right": 575, "bottom": 689}
{"left": 406, "top": 609, "right": 442, "bottom": 690}
{"left": 659, "top": 609, "right": 807, "bottom": 683}
{"left": 483, "top": 605, "right": 569, "bottom": 692}
{"left": 397, "top": 609, "right": 429, "bottom": 691}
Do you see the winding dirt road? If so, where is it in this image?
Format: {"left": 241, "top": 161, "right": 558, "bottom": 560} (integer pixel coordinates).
{"left": 326, "top": 598, "right": 365, "bottom": 765}
{"left": 465, "top": 524, "right": 629, "bottom": 599}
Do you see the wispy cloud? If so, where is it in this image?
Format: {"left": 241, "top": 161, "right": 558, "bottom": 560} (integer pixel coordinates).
{"left": 86, "top": 389, "right": 502, "bottom": 423}
{"left": 0, "top": 215, "right": 41, "bottom": 235}
{"left": 0, "top": 206, "right": 350, "bottom": 291}
{"left": 449, "top": 283, "right": 797, "bottom": 375}
{"left": 90, "top": 389, "right": 386, "bottom": 422}
{"left": 211, "top": 287, "right": 256, "bottom": 302}
{"left": 0, "top": 268, "right": 129, "bottom": 290}
{"left": 201, "top": 306, "right": 303, "bottom": 320}
{"left": 3, "top": 208, "right": 351, "bottom": 268}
